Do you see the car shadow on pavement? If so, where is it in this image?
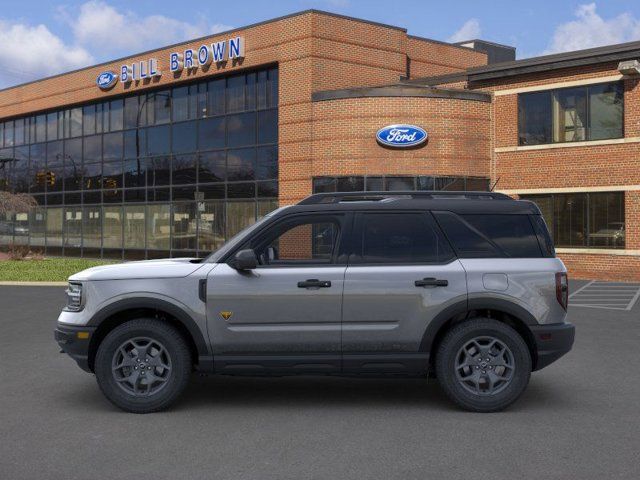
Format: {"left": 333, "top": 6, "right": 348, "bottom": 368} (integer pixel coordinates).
{"left": 54, "top": 371, "right": 574, "bottom": 413}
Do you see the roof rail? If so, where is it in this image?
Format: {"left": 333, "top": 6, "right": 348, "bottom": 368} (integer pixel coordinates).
{"left": 298, "top": 191, "right": 511, "bottom": 205}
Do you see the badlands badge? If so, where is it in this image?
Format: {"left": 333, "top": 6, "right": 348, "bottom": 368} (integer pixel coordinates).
{"left": 219, "top": 311, "right": 233, "bottom": 321}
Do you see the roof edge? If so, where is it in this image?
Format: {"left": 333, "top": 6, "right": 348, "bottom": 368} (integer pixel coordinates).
{"left": 467, "top": 39, "right": 640, "bottom": 81}
{"left": 312, "top": 84, "right": 491, "bottom": 102}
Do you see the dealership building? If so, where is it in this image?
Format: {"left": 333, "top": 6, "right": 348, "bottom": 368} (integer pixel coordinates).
{"left": 0, "top": 10, "right": 639, "bottom": 280}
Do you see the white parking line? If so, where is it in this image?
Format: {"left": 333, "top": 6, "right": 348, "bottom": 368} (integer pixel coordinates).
{"left": 569, "top": 281, "right": 640, "bottom": 311}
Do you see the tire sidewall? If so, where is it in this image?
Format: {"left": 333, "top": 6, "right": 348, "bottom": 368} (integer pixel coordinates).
{"left": 437, "top": 320, "right": 532, "bottom": 412}
{"left": 95, "top": 319, "right": 191, "bottom": 413}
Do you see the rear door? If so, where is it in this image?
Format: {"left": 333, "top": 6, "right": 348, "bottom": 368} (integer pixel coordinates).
{"left": 341, "top": 211, "right": 467, "bottom": 374}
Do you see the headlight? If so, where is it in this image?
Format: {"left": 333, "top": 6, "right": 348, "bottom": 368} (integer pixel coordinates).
{"left": 64, "top": 282, "right": 83, "bottom": 312}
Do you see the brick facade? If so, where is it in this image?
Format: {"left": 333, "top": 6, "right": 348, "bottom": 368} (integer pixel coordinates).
{"left": 1, "top": 9, "right": 638, "bottom": 280}
{"left": 463, "top": 63, "right": 640, "bottom": 281}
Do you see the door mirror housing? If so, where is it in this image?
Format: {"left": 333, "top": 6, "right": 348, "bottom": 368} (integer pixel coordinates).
{"left": 233, "top": 249, "right": 258, "bottom": 270}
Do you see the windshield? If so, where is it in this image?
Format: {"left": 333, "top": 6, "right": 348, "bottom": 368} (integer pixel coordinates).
{"left": 202, "top": 206, "right": 290, "bottom": 263}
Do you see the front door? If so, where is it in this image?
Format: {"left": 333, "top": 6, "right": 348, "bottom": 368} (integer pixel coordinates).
{"left": 207, "top": 212, "right": 349, "bottom": 373}
{"left": 341, "top": 211, "right": 467, "bottom": 374}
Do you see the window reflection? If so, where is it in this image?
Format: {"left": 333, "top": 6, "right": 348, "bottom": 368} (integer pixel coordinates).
{"left": 0, "top": 67, "right": 278, "bottom": 257}
{"left": 147, "top": 204, "right": 171, "bottom": 250}
{"left": 520, "top": 192, "right": 625, "bottom": 249}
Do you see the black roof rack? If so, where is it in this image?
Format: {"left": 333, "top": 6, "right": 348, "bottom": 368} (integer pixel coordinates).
{"left": 298, "top": 191, "right": 511, "bottom": 205}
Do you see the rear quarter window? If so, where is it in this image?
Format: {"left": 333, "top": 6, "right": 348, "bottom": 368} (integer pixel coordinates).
{"left": 434, "top": 212, "right": 544, "bottom": 258}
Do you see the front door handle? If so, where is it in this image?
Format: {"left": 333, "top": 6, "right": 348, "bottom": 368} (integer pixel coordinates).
{"left": 415, "top": 278, "right": 448, "bottom": 287}
{"left": 298, "top": 279, "right": 332, "bottom": 288}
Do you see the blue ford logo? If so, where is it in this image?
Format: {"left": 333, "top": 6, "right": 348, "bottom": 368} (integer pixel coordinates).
{"left": 96, "top": 71, "right": 118, "bottom": 90}
{"left": 376, "top": 124, "right": 427, "bottom": 148}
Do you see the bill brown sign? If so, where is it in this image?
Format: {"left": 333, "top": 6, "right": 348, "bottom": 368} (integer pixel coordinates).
{"left": 98, "top": 37, "right": 245, "bottom": 89}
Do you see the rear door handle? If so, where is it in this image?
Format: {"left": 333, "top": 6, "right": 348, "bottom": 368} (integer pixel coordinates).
{"left": 298, "top": 279, "right": 332, "bottom": 288}
{"left": 415, "top": 278, "right": 448, "bottom": 287}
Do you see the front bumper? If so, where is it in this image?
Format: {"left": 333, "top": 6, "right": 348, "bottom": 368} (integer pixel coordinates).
{"left": 530, "top": 322, "right": 575, "bottom": 371}
{"left": 54, "top": 324, "right": 96, "bottom": 373}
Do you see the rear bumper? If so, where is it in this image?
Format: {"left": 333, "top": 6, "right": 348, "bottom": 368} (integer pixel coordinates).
{"left": 530, "top": 322, "right": 575, "bottom": 371}
{"left": 54, "top": 324, "right": 96, "bottom": 373}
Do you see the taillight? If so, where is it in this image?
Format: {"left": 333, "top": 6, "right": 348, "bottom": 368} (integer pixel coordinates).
{"left": 555, "top": 272, "right": 568, "bottom": 311}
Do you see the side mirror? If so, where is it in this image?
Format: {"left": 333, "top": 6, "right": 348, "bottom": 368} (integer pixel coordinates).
{"left": 233, "top": 249, "right": 258, "bottom": 270}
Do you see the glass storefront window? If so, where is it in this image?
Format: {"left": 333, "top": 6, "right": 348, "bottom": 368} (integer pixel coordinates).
{"left": 172, "top": 121, "right": 197, "bottom": 153}
{"left": 154, "top": 91, "right": 171, "bottom": 124}
{"left": 147, "top": 125, "right": 170, "bottom": 155}
{"left": 198, "top": 117, "right": 225, "bottom": 150}
{"left": 227, "top": 112, "right": 256, "bottom": 147}
{"left": 227, "top": 148, "right": 255, "bottom": 181}
{"left": 83, "top": 206, "right": 102, "bottom": 249}
{"left": 520, "top": 192, "right": 625, "bottom": 249}
{"left": 64, "top": 207, "right": 82, "bottom": 249}
{"left": 44, "top": 208, "right": 63, "bottom": 252}
{"left": 13, "top": 212, "right": 29, "bottom": 245}
{"left": 124, "top": 205, "right": 145, "bottom": 249}
{"left": 226, "top": 201, "right": 255, "bottom": 238}
{"left": 27, "top": 208, "right": 46, "bottom": 248}
{"left": 2, "top": 66, "right": 278, "bottom": 258}
{"left": 110, "top": 100, "right": 124, "bottom": 132}
{"left": 147, "top": 204, "right": 171, "bottom": 250}
{"left": 172, "top": 87, "right": 189, "bottom": 122}
{"left": 172, "top": 202, "right": 197, "bottom": 250}
{"left": 103, "top": 206, "right": 123, "bottom": 249}
{"left": 198, "top": 201, "right": 225, "bottom": 252}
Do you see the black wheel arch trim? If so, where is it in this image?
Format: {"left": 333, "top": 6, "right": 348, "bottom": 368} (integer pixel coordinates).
{"left": 87, "top": 297, "right": 211, "bottom": 358}
{"left": 420, "top": 297, "right": 538, "bottom": 353}
{"left": 467, "top": 297, "right": 538, "bottom": 326}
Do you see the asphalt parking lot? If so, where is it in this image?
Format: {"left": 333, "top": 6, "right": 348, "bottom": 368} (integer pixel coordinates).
{"left": 1, "top": 281, "right": 639, "bottom": 480}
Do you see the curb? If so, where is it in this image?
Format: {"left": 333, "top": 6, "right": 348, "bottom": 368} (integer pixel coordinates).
{"left": 0, "top": 281, "right": 68, "bottom": 286}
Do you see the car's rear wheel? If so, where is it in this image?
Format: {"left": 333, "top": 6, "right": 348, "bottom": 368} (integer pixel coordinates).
{"left": 95, "top": 319, "right": 192, "bottom": 413}
{"left": 435, "top": 318, "right": 531, "bottom": 412}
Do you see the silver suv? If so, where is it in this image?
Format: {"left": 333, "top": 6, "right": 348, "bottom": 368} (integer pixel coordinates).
{"left": 55, "top": 191, "right": 575, "bottom": 413}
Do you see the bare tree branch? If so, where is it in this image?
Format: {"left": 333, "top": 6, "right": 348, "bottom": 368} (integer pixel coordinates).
{"left": 0, "top": 192, "right": 38, "bottom": 216}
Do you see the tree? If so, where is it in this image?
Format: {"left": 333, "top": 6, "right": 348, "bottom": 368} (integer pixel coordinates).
{"left": 0, "top": 191, "right": 37, "bottom": 216}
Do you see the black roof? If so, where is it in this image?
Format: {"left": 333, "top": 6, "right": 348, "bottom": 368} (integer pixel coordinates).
{"left": 281, "top": 191, "right": 540, "bottom": 215}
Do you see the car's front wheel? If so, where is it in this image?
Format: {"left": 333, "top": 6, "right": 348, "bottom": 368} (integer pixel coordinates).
{"left": 436, "top": 318, "right": 532, "bottom": 412}
{"left": 95, "top": 319, "right": 192, "bottom": 413}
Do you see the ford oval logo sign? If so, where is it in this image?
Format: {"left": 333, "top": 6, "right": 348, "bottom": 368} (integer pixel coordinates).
{"left": 96, "top": 71, "right": 118, "bottom": 90}
{"left": 376, "top": 124, "right": 427, "bottom": 148}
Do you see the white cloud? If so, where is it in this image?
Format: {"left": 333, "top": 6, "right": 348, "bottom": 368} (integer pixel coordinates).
{"left": 0, "top": 20, "right": 93, "bottom": 87}
{"left": 448, "top": 19, "right": 481, "bottom": 43}
{"left": 63, "top": 1, "right": 233, "bottom": 58}
{"left": 0, "top": 1, "right": 235, "bottom": 88}
{"left": 544, "top": 3, "right": 640, "bottom": 54}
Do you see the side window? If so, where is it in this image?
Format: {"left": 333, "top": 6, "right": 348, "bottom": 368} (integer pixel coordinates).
{"left": 529, "top": 214, "right": 555, "bottom": 257}
{"left": 433, "top": 211, "right": 500, "bottom": 258}
{"left": 461, "top": 214, "right": 543, "bottom": 258}
{"left": 434, "top": 211, "right": 543, "bottom": 258}
{"left": 252, "top": 216, "right": 340, "bottom": 266}
{"left": 353, "top": 212, "right": 454, "bottom": 264}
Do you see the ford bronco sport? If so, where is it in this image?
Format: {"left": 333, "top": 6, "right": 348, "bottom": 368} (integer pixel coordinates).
{"left": 55, "top": 191, "right": 575, "bottom": 413}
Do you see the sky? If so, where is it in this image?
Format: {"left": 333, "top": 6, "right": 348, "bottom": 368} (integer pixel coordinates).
{"left": 1, "top": 0, "right": 640, "bottom": 88}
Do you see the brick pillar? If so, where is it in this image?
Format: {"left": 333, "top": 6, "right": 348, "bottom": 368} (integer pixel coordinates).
{"left": 625, "top": 190, "right": 640, "bottom": 249}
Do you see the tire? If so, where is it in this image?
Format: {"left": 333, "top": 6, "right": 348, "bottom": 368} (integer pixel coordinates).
{"left": 95, "top": 318, "right": 192, "bottom": 413}
{"left": 435, "top": 318, "right": 531, "bottom": 412}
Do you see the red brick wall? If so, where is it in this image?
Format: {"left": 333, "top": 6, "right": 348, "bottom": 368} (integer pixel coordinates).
{"left": 406, "top": 37, "right": 487, "bottom": 79}
{"left": 559, "top": 253, "right": 640, "bottom": 282}
{"left": 477, "top": 64, "right": 640, "bottom": 281}
{"left": 300, "top": 95, "right": 491, "bottom": 202}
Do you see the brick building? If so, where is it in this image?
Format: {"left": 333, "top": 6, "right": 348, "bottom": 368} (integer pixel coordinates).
{"left": 0, "top": 10, "right": 638, "bottom": 280}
